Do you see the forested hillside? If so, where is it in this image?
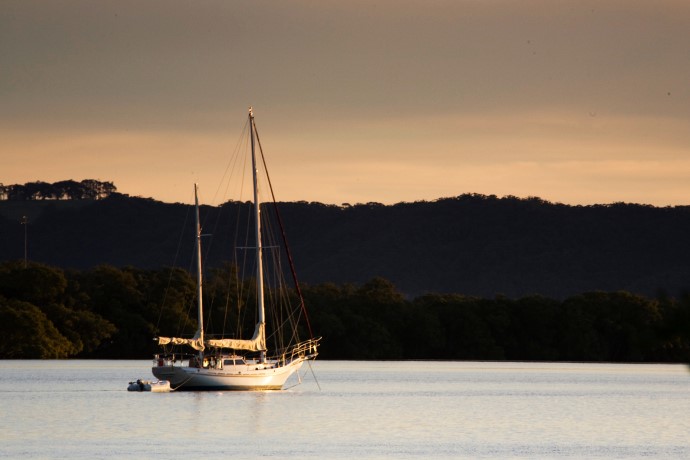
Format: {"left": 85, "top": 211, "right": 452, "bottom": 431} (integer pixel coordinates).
{"left": 1, "top": 262, "right": 688, "bottom": 361}
{"left": 2, "top": 191, "right": 690, "bottom": 299}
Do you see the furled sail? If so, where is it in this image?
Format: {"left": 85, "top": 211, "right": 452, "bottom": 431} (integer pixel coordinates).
{"left": 157, "top": 326, "right": 204, "bottom": 351}
{"left": 157, "top": 336, "right": 204, "bottom": 351}
{"left": 206, "top": 323, "right": 266, "bottom": 351}
{"left": 157, "top": 323, "right": 266, "bottom": 352}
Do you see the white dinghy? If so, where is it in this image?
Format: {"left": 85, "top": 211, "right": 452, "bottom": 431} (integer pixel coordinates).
{"left": 127, "top": 379, "right": 171, "bottom": 392}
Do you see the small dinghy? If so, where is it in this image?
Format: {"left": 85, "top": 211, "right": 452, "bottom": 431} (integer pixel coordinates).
{"left": 127, "top": 379, "right": 171, "bottom": 392}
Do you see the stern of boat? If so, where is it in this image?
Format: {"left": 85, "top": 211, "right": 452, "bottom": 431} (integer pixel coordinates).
{"left": 152, "top": 353, "right": 193, "bottom": 383}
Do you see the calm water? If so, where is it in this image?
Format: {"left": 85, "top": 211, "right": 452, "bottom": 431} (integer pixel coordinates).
{"left": 0, "top": 360, "right": 688, "bottom": 459}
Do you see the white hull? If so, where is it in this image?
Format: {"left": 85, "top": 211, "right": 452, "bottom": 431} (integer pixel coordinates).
{"left": 152, "top": 359, "right": 304, "bottom": 391}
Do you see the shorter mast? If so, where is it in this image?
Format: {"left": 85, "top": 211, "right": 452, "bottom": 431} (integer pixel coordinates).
{"left": 194, "top": 184, "right": 205, "bottom": 357}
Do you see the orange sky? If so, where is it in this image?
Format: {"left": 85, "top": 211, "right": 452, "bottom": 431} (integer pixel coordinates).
{"left": 2, "top": 0, "right": 690, "bottom": 206}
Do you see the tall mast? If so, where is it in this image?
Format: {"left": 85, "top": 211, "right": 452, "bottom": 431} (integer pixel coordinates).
{"left": 194, "top": 184, "right": 205, "bottom": 356}
{"left": 249, "top": 107, "right": 267, "bottom": 363}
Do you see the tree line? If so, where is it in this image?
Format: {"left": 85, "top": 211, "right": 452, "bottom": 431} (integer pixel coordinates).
{"left": 0, "top": 179, "right": 117, "bottom": 201}
{"left": 0, "top": 261, "right": 688, "bottom": 362}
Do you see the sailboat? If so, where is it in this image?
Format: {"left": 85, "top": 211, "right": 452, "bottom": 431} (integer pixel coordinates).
{"left": 152, "top": 108, "right": 320, "bottom": 390}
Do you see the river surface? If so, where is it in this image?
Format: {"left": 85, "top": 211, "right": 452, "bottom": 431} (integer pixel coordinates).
{"left": 1, "top": 360, "right": 688, "bottom": 459}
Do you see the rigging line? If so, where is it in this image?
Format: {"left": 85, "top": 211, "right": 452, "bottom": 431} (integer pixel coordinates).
{"left": 201, "top": 117, "right": 249, "bottom": 283}
{"left": 211, "top": 128, "right": 252, "bottom": 341}
{"left": 204, "top": 119, "right": 250, "bottom": 262}
{"left": 241, "top": 201, "right": 257, "bottom": 338}
{"left": 307, "top": 360, "right": 322, "bottom": 391}
{"left": 223, "top": 207, "right": 250, "bottom": 340}
{"left": 219, "top": 265, "right": 233, "bottom": 339}
{"left": 210, "top": 116, "right": 250, "bottom": 207}
{"left": 252, "top": 119, "right": 315, "bottom": 338}
{"left": 234, "top": 206, "right": 247, "bottom": 341}
{"left": 156, "top": 195, "right": 194, "bottom": 335}
{"left": 284, "top": 361, "right": 320, "bottom": 391}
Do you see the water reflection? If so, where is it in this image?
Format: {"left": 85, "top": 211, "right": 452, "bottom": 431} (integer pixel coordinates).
{"left": 250, "top": 391, "right": 270, "bottom": 434}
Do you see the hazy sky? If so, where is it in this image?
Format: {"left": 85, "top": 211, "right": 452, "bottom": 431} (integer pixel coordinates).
{"left": 2, "top": 0, "right": 690, "bottom": 206}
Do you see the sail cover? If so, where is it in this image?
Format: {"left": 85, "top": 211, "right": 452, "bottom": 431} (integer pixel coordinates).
{"left": 206, "top": 323, "right": 266, "bottom": 351}
{"left": 157, "top": 336, "right": 204, "bottom": 351}
{"left": 157, "top": 323, "right": 266, "bottom": 352}
{"left": 158, "top": 324, "right": 204, "bottom": 350}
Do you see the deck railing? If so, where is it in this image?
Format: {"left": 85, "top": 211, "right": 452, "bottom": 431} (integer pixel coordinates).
{"left": 153, "top": 337, "right": 321, "bottom": 368}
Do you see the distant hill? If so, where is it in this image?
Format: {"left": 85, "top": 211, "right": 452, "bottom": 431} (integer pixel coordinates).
{"left": 2, "top": 191, "right": 690, "bottom": 299}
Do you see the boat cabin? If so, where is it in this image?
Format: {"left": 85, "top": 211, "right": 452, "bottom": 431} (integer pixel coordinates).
{"left": 188, "top": 354, "right": 250, "bottom": 369}
{"left": 223, "top": 357, "right": 247, "bottom": 367}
